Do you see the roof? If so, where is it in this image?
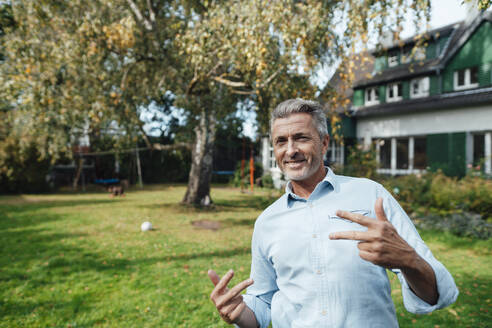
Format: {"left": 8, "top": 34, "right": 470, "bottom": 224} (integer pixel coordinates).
{"left": 353, "top": 11, "right": 492, "bottom": 88}
{"left": 323, "top": 53, "right": 374, "bottom": 112}
{"left": 353, "top": 86, "right": 492, "bottom": 118}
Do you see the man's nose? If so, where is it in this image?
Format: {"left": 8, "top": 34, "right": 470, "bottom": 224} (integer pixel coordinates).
{"left": 286, "top": 139, "right": 297, "bottom": 157}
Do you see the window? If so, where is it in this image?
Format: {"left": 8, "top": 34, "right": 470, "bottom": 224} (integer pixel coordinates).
{"left": 377, "top": 136, "right": 427, "bottom": 174}
{"left": 401, "top": 50, "right": 411, "bottom": 64}
{"left": 365, "top": 87, "right": 380, "bottom": 106}
{"left": 414, "top": 47, "right": 426, "bottom": 61}
{"left": 473, "top": 134, "right": 485, "bottom": 166}
{"left": 388, "top": 54, "right": 398, "bottom": 67}
{"left": 386, "top": 82, "right": 402, "bottom": 102}
{"left": 325, "top": 140, "right": 344, "bottom": 166}
{"left": 269, "top": 146, "right": 277, "bottom": 169}
{"left": 410, "top": 77, "right": 430, "bottom": 98}
{"left": 396, "top": 139, "right": 409, "bottom": 169}
{"left": 414, "top": 137, "right": 427, "bottom": 169}
{"left": 454, "top": 67, "right": 479, "bottom": 90}
{"left": 379, "top": 139, "right": 391, "bottom": 169}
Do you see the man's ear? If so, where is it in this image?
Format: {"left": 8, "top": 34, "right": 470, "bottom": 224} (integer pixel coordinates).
{"left": 322, "top": 134, "right": 330, "bottom": 153}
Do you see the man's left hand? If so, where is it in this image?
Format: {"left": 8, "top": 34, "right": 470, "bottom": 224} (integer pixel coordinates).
{"left": 329, "top": 197, "right": 417, "bottom": 270}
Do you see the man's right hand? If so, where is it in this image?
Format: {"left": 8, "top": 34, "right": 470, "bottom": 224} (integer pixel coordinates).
{"left": 208, "top": 269, "right": 254, "bottom": 325}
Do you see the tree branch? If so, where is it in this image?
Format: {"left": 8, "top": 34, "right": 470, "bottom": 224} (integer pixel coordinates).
{"left": 126, "top": 0, "right": 153, "bottom": 31}
{"left": 213, "top": 76, "right": 248, "bottom": 87}
{"left": 231, "top": 89, "right": 256, "bottom": 95}
{"left": 259, "top": 68, "right": 282, "bottom": 88}
{"left": 146, "top": 0, "right": 156, "bottom": 24}
{"left": 152, "top": 142, "right": 192, "bottom": 151}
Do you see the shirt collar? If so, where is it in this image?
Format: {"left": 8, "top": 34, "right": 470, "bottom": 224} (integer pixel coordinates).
{"left": 285, "top": 167, "right": 338, "bottom": 206}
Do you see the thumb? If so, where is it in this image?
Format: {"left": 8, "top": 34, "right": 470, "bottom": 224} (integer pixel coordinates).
{"left": 208, "top": 269, "right": 220, "bottom": 286}
{"left": 375, "top": 197, "right": 388, "bottom": 222}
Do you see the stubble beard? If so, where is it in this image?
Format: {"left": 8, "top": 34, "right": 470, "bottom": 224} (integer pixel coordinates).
{"left": 282, "top": 153, "right": 323, "bottom": 182}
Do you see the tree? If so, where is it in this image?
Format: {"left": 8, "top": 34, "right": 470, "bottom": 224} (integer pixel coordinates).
{"left": 5, "top": 1, "right": 488, "bottom": 203}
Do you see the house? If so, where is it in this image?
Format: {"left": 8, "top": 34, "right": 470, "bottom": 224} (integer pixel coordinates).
{"left": 261, "top": 11, "right": 492, "bottom": 186}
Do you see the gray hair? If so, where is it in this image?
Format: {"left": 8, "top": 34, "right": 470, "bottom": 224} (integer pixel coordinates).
{"left": 270, "top": 99, "right": 328, "bottom": 139}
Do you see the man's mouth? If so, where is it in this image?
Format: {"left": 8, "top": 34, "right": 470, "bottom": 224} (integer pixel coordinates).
{"left": 284, "top": 159, "right": 306, "bottom": 168}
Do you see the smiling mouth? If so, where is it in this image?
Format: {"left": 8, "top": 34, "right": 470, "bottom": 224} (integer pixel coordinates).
{"left": 284, "top": 159, "right": 306, "bottom": 167}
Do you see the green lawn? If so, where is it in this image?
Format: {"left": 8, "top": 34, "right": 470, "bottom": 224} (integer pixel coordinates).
{"left": 0, "top": 185, "right": 490, "bottom": 327}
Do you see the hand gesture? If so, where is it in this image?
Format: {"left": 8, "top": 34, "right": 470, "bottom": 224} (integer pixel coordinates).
{"left": 329, "top": 198, "right": 416, "bottom": 269}
{"left": 208, "top": 269, "right": 254, "bottom": 324}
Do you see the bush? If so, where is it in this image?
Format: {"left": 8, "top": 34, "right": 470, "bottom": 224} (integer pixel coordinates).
{"left": 414, "top": 212, "right": 492, "bottom": 240}
{"left": 0, "top": 141, "right": 51, "bottom": 193}
{"left": 260, "top": 174, "right": 274, "bottom": 189}
{"left": 336, "top": 144, "right": 379, "bottom": 180}
{"left": 382, "top": 171, "right": 492, "bottom": 221}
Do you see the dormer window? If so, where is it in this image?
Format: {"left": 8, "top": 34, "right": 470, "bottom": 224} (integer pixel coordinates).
{"left": 365, "top": 87, "right": 380, "bottom": 106}
{"left": 414, "top": 47, "right": 426, "bottom": 61}
{"left": 410, "top": 77, "right": 429, "bottom": 98}
{"left": 388, "top": 55, "right": 398, "bottom": 67}
{"left": 386, "top": 82, "right": 402, "bottom": 102}
{"left": 454, "top": 67, "right": 479, "bottom": 90}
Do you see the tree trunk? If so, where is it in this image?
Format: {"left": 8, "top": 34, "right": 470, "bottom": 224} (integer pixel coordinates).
{"left": 182, "top": 108, "right": 216, "bottom": 206}
{"left": 73, "top": 156, "right": 84, "bottom": 190}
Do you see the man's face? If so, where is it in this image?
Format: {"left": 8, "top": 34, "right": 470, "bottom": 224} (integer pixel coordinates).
{"left": 271, "top": 113, "right": 329, "bottom": 182}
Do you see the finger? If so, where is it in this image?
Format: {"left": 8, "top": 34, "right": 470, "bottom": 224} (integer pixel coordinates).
{"left": 208, "top": 269, "right": 221, "bottom": 286}
{"left": 335, "top": 210, "right": 374, "bottom": 227}
{"left": 374, "top": 197, "right": 388, "bottom": 222}
{"left": 227, "top": 278, "right": 254, "bottom": 299}
{"left": 219, "top": 298, "right": 244, "bottom": 324}
{"left": 329, "top": 230, "right": 370, "bottom": 241}
{"left": 214, "top": 269, "right": 234, "bottom": 293}
{"left": 357, "top": 241, "right": 371, "bottom": 251}
{"left": 229, "top": 301, "right": 246, "bottom": 323}
{"left": 216, "top": 293, "right": 243, "bottom": 311}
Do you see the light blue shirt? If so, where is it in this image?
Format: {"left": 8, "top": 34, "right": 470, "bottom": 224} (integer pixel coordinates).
{"left": 242, "top": 168, "right": 458, "bottom": 328}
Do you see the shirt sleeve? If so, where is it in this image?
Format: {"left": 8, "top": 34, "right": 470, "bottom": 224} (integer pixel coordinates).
{"left": 377, "top": 185, "right": 459, "bottom": 314}
{"left": 238, "top": 220, "right": 278, "bottom": 328}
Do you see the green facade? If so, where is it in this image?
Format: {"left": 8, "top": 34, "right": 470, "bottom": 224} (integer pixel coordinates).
{"left": 426, "top": 42, "right": 437, "bottom": 60}
{"left": 429, "top": 75, "right": 440, "bottom": 95}
{"left": 443, "top": 21, "right": 492, "bottom": 92}
{"left": 378, "top": 85, "right": 386, "bottom": 103}
{"left": 427, "top": 132, "right": 467, "bottom": 177}
{"left": 374, "top": 56, "right": 387, "bottom": 72}
{"left": 352, "top": 89, "right": 364, "bottom": 107}
{"left": 356, "top": 21, "right": 492, "bottom": 106}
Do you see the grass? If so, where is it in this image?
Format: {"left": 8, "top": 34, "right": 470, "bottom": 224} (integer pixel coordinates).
{"left": 0, "top": 184, "right": 490, "bottom": 327}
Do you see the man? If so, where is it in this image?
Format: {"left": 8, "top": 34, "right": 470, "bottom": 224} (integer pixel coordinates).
{"left": 208, "top": 99, "right": 458, "bottom": 327}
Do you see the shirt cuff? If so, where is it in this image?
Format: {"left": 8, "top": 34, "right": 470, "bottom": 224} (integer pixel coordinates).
{"left": 236, "top": 294, "right": 270, "bottom": 328}
{"left": 397, "top": 256, "right": 459, "bottom": 314}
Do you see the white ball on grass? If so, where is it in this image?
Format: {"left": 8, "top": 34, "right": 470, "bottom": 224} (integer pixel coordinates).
{"left": 141, "top": 221, "right": 153, "bottom": 232}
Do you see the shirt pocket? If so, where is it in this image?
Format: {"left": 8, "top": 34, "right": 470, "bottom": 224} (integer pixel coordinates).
{"left": 329, "top": 209, "right": 372, "bottom": 227}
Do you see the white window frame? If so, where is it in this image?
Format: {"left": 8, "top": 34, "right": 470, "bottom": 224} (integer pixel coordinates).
{"left": 401, "top": 51, "right": 410, "bottom": 64}
{"left": 269, "top": 145, "right": 277, "bottom": 169}
{"left": 376, "top": 136, "right": 426, "bottom": 176}
{"left": 386, "top": 82, "right": 402, "bottom": 102}
{"left": 325, "top": 139, "right": 345, "bottom": 166}
{"left": 365, "top": 87, "right": 380, "bottom": 106}
{"left": 410, "top": 77, "right": 430, "bottom": 98}
{"left": 388, "top": 55, "right": 398, "bottom": 67}
{"left": 414, "top": 47, "right": 426, "bottom": 61}
{"left": 454, "top": 67, "right": 479, "bottom": 90}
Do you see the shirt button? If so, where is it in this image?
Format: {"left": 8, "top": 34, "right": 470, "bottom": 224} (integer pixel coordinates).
{"left": 321, "top": 310, "right": 327, "bottom": 316}
{"left": 312, "top": 234, "right": 317, "bottom": 238}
